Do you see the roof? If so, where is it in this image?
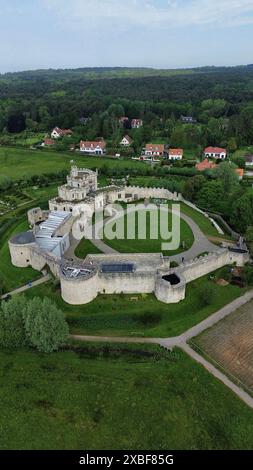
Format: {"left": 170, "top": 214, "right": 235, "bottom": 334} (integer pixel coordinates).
{"left": 196, "top": 158, "right": 217, "bottom": 171}
{"left": 10, "top": 231, "right": 35, "bottom": 245}
{"left": 44, "top": 138, "right": 54, "bottom": 146}
{"left": 235, "top": 168, "right": 244, "bottom": 178}
{"left": 80, "top": 140, "right": 106, "bottom": 149}
{"left": 145, "top": 143, "right": 165, "bottom": 153}
{"left": 245, "top": 154, "right": 253, "bottom": 162}
{"left": 52, "top": 127, "right": 72, "bottom": 136}
{"left": 169, "top": 148, "right": 183, "bottom": 155}
{"left": 205, "top": 147, "right": 227, "bottom": 154}
{"left": 121, "top": 135, "right": 133, "bottom": 143}
{"left": 35, "top": 211, "right": 71, "bottom": 253}
{"left": 131, "top": 118, "right": 142, "bottom": 124}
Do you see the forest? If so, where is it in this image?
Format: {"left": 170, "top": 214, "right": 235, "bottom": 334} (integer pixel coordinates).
{"left": 0, "top": 65, "right": 253, "bottom": 151}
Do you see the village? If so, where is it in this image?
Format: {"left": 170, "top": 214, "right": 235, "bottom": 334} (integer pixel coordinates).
{"left": 36, "top": 121, "right": 253, "bottom": 183}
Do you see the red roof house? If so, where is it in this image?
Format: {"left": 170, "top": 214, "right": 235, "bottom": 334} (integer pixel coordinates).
{"left": 196, "top": 158, "right": 217, "bottom": 171}
{"left": 204, "top": 147, "right": 227, "bottom": 159}
{"left": 168, "top": 148, "right": 183, "bottom": 160}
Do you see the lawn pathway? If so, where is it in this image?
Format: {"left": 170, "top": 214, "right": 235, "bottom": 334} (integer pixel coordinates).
{"left": 71, "top": 288, "right": 253, "bottom": 409}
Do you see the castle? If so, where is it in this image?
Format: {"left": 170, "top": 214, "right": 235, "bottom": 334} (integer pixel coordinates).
{"left": 8, "top": 167, "right": 249, "bottom": 305}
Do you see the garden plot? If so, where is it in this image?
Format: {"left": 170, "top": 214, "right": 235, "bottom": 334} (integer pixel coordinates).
{"left": 193, "top": 300, "right": 253, "bottom": 393}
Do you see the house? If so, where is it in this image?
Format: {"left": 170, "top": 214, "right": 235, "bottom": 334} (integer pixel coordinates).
{"left": 168, "top": 148, "right": 183, "bottom": 161}
{"left": 51, "top": 127, "right": 73, "bottom": 139}
{"left": 244, "top": 154, "right": 253, "bottom": 167}
{"left": 145, "top": 143, "right": 165, "bottom": 157}
{"left": 131, "top": 119, "right": 143, "bottom": 129}
{"left": 181, "top": 116, "right": 197, "bottom": 124}
{"left": 120, "top": 135, "right": 133, "bottom": 147}
{"left": 41, "top": 138, "right": 55, "bottom": 147}
{"left": 79, "top": 117, "right": 89, "bottom": 125}
{"left": 80, "top": 140, "right": 106, "bottom": 155}
{"left": 204, "top": 147, "right": 227, "bottom": 160}
{"left": 196, "top": 158, "right": 217, "bottom": 171}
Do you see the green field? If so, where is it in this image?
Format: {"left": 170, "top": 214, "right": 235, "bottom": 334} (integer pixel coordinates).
{"left": 24, "top": 273, "right": 246, "bottom": 338}
{"left": 0, "top": 344, "right": 253, "bottom": 450}
{"left": 0, "top": 218, "right": 40, "bottom": 293}
{"left": 0, "top": 147, "right": 143, "bottom": 180}
{"left": 101, "top": 207, "right": 194, "bottom": 255}
{"left": 75, "top": 239, "right": 102, "bottom": 259}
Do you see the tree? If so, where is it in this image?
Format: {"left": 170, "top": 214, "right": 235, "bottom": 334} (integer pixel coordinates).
{"left": 0, "top": 296, "right": 27, "bottom": 349}
{"left": 183, "top": 175, "right": 206, "bottom": 202}
{"left": 230, "top": 190, "right": 253, "bottom": 233}
{"left": 196, "top": 180, "right": 225, "bottom": 212}
{"left": 214, "top": 161, "right": 239, "bottom": 194}
{"left": 24, "top": 297, "right": 69, "bottom": 353}
{"left": 227, "top": 137, "right": 237, "bottom": 154}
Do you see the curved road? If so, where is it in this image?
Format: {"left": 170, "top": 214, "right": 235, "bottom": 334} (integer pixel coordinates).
{"left": 69, "top": 203, "right": 218, "bottom": 262}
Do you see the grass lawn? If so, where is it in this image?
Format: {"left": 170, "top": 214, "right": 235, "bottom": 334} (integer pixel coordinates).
{"left": 178, "top": 202, "right": 230, "bottom": 239}
{"left": 101, "top": 207, "right": 194, "bottom": 256}
{"left": 0, "top": 344, "right": 253, "bottom": 450}
{"left": 0, "top": 218, "right": 40, "bottom": 293}
{"left": 24, "top": 272, "right": 246, "bottom": 338}
{"left": 75, "top": 238, "right": 102, "bottom": 259}
{"left": 0, "top": 147, "right": 143, "bottom": 181}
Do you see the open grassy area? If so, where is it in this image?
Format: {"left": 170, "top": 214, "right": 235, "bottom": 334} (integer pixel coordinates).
{"left": 0, "top": 218, "right": 40, "bottom": 293}
{"left": 101, "top": 207, "right": 194, "bottom": 255}
{"left": 24, "top": 271, "right": 246, "bottom": 338}
{"left": 0, "top": 147, "right": 143, "bottom": 181}
{"left": 75, "top": 238, "right": 102, "bottom": 258}
{"left": 0, "top": 344, "right": 253, "bottom": 450}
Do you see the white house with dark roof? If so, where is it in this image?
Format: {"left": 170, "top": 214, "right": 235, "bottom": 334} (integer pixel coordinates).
{"left": 51, "top": 127, "right": 73, "bottom": 139}
{"left": 80, "top": 140, "right": 106, "bottom": 155}
{"left": 120, "top": 135, "right": 133, "bottom": 146}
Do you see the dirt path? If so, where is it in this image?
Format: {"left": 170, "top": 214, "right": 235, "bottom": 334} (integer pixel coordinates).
{"left": 1, "top": 274, "right": 51, "bottom": 300}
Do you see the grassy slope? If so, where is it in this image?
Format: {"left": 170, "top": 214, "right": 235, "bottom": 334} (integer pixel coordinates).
{"left": 0, "top": 147, "right": 143, "bottom": 180}
{"left": 0, "top": 219, "right": 40, "bottom": 292}
{"left": 24, "top": 275, "right": 246, "bottom": 338}
{"left": 0, "top": 345, "right": 252, "bottom": 450}
{"left": 75, "top": 238, "right": 102, "bottom": 258}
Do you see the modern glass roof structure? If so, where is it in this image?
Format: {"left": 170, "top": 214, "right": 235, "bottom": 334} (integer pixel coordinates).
{"left": 100, "top": 263, "right": 135, "bottom": 273}
{"left": 35, "top": 211, "right": 71, "bottom": 253}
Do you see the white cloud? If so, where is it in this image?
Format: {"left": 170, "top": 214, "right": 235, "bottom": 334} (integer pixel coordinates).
{"left": 43, "top": 0, "right": 253, "bottom": 29}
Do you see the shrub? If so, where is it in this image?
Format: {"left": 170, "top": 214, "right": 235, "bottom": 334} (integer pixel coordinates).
{"left": 135, "top": 311, "right": 162, "bottom": 326}
{"left": 198, "top": 283, "right": 217, "bottom": 307}
{"left": 242, "top": 265, "right": 253, "bottom": 286}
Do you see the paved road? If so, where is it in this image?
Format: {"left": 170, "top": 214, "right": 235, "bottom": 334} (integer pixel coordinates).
{"left": 70, "top": 289, "right": 253, "bottom": 409}
{"left": 71, "top": 204, "right": 218, "bottom": 262}
{"left": 1, "top": 274, "right": 51, "bottom": 300}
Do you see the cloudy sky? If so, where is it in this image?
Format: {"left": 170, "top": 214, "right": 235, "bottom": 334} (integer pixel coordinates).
{"left": 1, "top": 0, "right": 253, "bottom": 72}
